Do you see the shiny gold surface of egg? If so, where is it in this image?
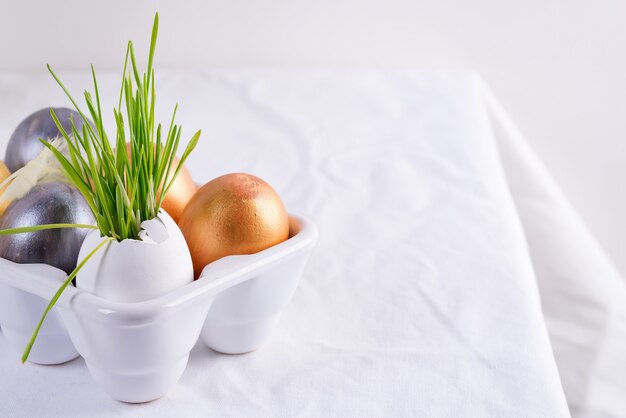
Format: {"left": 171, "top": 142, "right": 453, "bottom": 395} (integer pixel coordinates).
{"left": 159, "top": 157, "right": 197, "bottom": 223}
{"left": 0, "top": 161, "right": 12, "bottom": 216}
{"left": 179, "top": 173, "right": 290, "bottom": 278}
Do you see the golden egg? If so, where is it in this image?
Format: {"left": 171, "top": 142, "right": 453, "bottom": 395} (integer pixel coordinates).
{"left": 123, "top": 143, "right": 197, "bottom": 223}
{"left": 0, "top": 161, "right": 12, "bottom": 216}
{"left": 159, "top": 156, "right": 197, "bottom": 223}
{"left": 179, "top": 173, "right": 289, "bottom": 278}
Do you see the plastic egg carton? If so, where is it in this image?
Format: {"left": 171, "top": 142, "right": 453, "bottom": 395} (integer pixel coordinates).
{"left": 0, "top": 215, "right": 317, "bottom": 403}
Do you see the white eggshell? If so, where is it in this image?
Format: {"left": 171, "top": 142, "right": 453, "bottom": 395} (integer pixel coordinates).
{"left": 76, "top": 210, "right": 193, "bottom": 303}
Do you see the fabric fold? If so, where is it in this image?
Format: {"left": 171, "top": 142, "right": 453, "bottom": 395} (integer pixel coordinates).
{"left": 482, "top": 79, "right": 626, "bottom": 417}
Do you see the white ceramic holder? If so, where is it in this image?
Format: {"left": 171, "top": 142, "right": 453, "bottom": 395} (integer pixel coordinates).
{"left": 0, "top": 215, "right": 317, "bottom": 403}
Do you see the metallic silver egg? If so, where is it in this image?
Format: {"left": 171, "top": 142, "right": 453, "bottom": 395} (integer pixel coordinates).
{"left": 5, "top": 107, "right": 90, "bottom": 172}
{"left": 0, "top": 182, "right": 95, "bottom": 274}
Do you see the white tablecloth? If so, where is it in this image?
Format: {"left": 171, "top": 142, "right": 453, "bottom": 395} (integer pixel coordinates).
{"left": 0, "top": 71, "right": 623, "bottom": 417}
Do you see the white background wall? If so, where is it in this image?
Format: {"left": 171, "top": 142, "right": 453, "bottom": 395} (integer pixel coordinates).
{"left": 1, "top": 0, "right": 625, "bottom": 273}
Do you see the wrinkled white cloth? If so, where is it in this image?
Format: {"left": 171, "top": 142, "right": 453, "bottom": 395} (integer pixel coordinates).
{"left": 0, "top": 71, "right": 620, "bottom": 417}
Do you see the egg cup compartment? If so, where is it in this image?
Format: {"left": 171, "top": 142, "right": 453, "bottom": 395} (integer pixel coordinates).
{"left": 0, "top": 264, "right": 79, "bottom": 365}
{"left": 0, "top": 215, "right": 317, "bottom": 403}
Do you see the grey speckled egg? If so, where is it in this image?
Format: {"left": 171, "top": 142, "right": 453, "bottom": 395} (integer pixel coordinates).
{"left": 0, "top": 182, "right": 96, "bottom": 274}
{"left": 5, "top": 107, "right": 90, "bottom": 172}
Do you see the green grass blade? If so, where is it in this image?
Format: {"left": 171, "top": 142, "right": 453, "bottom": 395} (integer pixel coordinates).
{"left": 147, "top": 13, "right": 158, "bottom": 79}
{"left": 0, "top": 224, "right": 97, "bottom": 236}
{"left": 21, "top": 237, "right": 113, "bottom": 364}
{"left": 160, "top": 130, "right": 200, "bottom": 206}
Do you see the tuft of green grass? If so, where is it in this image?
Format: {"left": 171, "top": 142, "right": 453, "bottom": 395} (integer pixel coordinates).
{"left": 15, "top": 12, "right": 201, "bottom": 363}
{"left": 42, "top": 12, "right": 200, "bottom": 241}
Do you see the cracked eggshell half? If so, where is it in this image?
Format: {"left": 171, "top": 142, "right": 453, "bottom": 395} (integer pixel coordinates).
{"left": 76, "top": 210, "right": 193, "bottom": 303}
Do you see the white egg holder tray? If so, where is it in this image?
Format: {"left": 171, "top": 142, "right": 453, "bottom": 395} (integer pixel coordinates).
{"left": 0, "top": 215, "right": 317, "bottom": 403}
